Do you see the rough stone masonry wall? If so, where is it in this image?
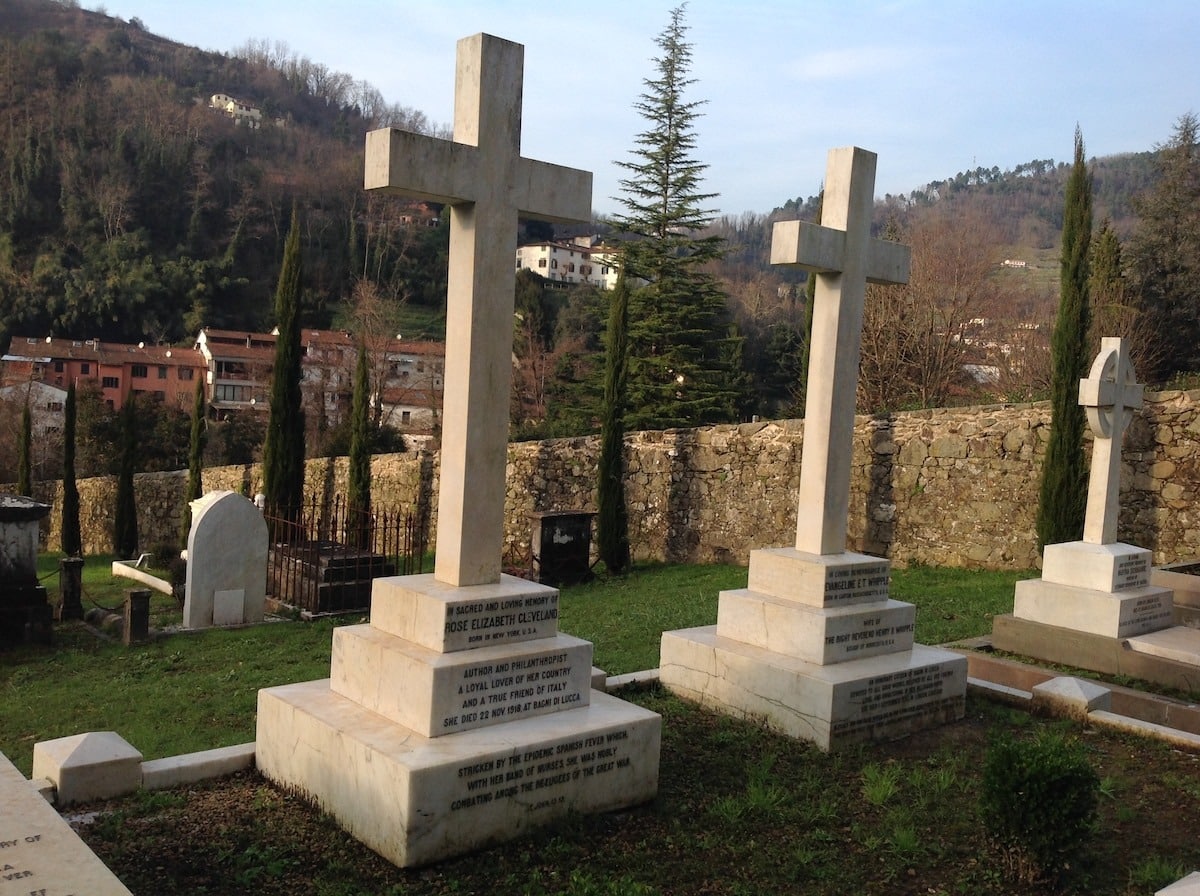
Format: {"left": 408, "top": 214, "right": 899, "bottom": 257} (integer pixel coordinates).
{"left": 23, "top": 388, "right": 1200, "bottom": 570}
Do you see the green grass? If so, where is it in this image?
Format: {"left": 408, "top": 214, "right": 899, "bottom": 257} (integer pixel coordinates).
{"left": 2, "top": 559, "right": 1029, "bottom": 776}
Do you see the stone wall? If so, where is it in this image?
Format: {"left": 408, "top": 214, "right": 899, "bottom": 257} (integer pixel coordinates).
{"left": 23, "top": 388, "right": 1200, "bottom": 570}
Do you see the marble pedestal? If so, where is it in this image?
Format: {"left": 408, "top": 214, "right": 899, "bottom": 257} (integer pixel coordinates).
{"left": 659, "top": 548, "right": 966, "bottom": 751}
{"left": 257, "top": 573, "right": 660, "bottom": 867}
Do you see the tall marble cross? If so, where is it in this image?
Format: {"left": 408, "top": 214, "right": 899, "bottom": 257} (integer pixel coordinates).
{"left": 770, "top": 147, "right": 911, "bottom": 556}
{"left": 364, "top": 34, "right": 592, "bottom": 587}
{"left": 1079, "top": 337, "right": 1143, "bottom": 545}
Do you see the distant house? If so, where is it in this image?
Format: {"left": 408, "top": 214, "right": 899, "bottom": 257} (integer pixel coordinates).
{"left": 195, "top": 327, "right": 444, "bottom": 433}
{"left": 1, "top": 336, "right": 205, "bottom": 411}
{"left": 515, "top": 237, "right": 621, "bottom": 290}
{"left": 209, "top": 93, "right": 263, "bottom": 128}
{"left": 0, "top": 379, "right": 68, "bottom": 438}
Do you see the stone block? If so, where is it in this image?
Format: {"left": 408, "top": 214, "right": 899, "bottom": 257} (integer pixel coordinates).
{"left": 1031, "top": 677, "right": 1112, "bottom": 721}
{"left": 257, "top": 681, "right": 660, "bottom": 868}
{"left": 370, "top": 574, "right": 559, "bottom": 653}
{"left": 1013, "top": 578, "right": 1173, "bottom": 638}
{"left": 1158, "top": 871, "right": 1200, "bottom": 895}
{"left": 0, "top": 750, "right": 132, "bottom": 894}
{"left": 745, "top": 547, "right": 890, "bottom": 608}
{"left": 212, "top": 589, "right": 245, "bottom": 626}
{"left": 330, "top": 626, "right": 592, "bottom": 737}
{"left": 716, "top": 589, "right": 914, "bottom": 664}
{"left": 1126, "top": 627, "right": 1200, "bottom": 665}
{"left": 659, "top": 626, "right": 966, "bottom": 751}
{"left": 1042, "top": 541, "right": 1151, "bottom": 592}
{"left": 141, "top": 742, "right": 256, "bottom": 791}
{"left": 31, "top": 731, "right": 142, "bottom": 807}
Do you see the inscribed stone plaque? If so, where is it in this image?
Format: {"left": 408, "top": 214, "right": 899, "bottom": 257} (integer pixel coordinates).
{"left": 0, "top": 751, "right": 132, "bottom": 895}
{"left": 212, "top": 589, "right": 246, "bottom": 626}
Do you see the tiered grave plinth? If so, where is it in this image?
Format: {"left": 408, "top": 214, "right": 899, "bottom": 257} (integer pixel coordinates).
{"left": 659, "top": 547, "right": 966, "bottom": 751}
{"left": 257, "top": 573, "right": 661, "bottom": 868}
{"left": 994, "top": 541, "right": 1186, "bottom": 678}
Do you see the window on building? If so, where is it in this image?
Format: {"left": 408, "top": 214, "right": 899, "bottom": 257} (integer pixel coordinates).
{"left": 550, "top": 260, "right": 558, "bottom": 269}
{"left": 401, "top": 410, "right": 411, "bottom": 424}
{"left": 102, "top": 376, "right": 120, "bottom": 389}
{"left": 81, "top": 363, "right": 90, "bottom": 375}
{"left": 131, "top": 364, "right": 148, "bottom": 378}
{"left": 158, "top": 366, "right": 168, "bottom": 379}
{"left": 538, "top": 259, "right": 547, "bottom": 268}
{"left": 47, "top": 401, "right": 63, "bottom": 412}
{"left": 54, "top": 361, "right": 64, "bottom": 372}
{"left": 178, "top": 368, "right": 194, "bottom": 381}
{"left": 214, "top": 384, "right": 249, "bottom": 403}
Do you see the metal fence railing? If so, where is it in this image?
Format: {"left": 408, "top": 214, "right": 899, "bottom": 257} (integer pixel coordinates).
{"left": 264, "top": 494, "right": 427, "bottom": 616}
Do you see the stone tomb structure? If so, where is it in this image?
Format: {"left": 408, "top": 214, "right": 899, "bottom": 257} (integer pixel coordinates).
{"left": 256, "top": 33, "right": 660, "bottom": 868}
{"left": 0, "top": 495, "right": 52, "bottom": 645}
{"left": 993, "top": 339, "right": 1198, "bottom": 680}
{"left": 660, "top": 147, "right": 967, "bottom": 751}
{"left": 183, "top": 491, "right": 268, "bottom": 628}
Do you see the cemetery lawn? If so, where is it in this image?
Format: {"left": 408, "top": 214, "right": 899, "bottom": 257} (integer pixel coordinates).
{"left": 73, "top": 685, "right": 1200, "bottom": 896}
{"left": 1, "top": 561, "right": 1030, "bottom": 777}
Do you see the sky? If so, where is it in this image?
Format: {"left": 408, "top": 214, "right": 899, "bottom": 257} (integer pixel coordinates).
{"left": 98, "top": 0, "right": 1199, "bottom": 219}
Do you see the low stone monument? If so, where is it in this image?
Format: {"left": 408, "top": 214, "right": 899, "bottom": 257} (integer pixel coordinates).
{"left": 660, "top": 147, "right": 967, "bottom": 750}
{"left": 0, "top": 494, "right": 52, "bottom": 645}
{"left": 257, "top": 33, "right": 660, "bottom": 868}
{"left": 183, "top": 491, "right": 268, "bottom": 628}
{"left": 994, "top": 339, "right": 1192, "bottom": 680}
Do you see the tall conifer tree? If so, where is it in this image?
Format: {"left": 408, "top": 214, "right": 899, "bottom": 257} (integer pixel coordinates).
{"left": 347, "top": 340, "right": 372, "bottom": 549}
{"left": 1037, "top": 128, "right": 1092, "bottom": 549}
{"left": 61, "top": 382, "right": 82, "bottom": 556}
{"left": 113, "top": 393, "right": 139, "bottom": 558}
{"left": 597, "top": 269, "right": 632, "bottom": 574}
{"left": 181, "top": 375, "right": 206, "bottom": 548}
{"left": 262, "top": 206, "right": 306, "bottom": 520}
{"left": 612, "top": 4, "right": 745, "bottom": 430}
{"left": 16, "top": 400, "right": 32, "bottom": 497}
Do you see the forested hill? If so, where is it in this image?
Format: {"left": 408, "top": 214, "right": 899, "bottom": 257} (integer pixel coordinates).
{"left": 0, "top": 0, "right": 1169, "bottom": 357}
{"left": 0, "top": 0, "right": 447, "bottom": 353}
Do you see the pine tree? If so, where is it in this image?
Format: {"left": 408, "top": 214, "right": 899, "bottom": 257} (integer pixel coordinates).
{"left": 16, "top": 400, "right": 32, "bottom": 497}
{"left": 1037, "top": 127, "right": 1092, "bottom": 549}
{"left": 61, "top": 382, "right": 82, "bottom": 556}
{"left": 181, "top": 375, "right": 205, "bottom": 548}
{"left": 347, "top": 340, "right": 372, "bottom": 550}
{"left": 113, "top": 393, "right": 139, "bottom": 559}
{"left": 262, "top": 206, "right": 307, "bottom": 521}
{"left": 1127, "top": 113, "right": 1200, "bottom": 382}
{"left": 612, "top": 4, "right": 745, "bottom": 430}
{"left": 597, "top": 269, "right": 632, "bottom": 574}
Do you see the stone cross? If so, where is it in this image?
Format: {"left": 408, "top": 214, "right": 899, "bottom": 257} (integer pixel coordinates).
{"left": 365, "top": 34, "right": 591, "bottom": 587}
{"left": 770, "top": 147, "right": 911, "bottom": 556}
{"left": 1079, "top": 337, "right": 1143, "bottom": 545}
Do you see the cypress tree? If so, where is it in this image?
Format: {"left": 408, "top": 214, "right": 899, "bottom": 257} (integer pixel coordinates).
{"left": 347, "top": 340, "right": 372, "bottom": 549}
{"left": 1036, "top": 128, "right": 1093, "bottom": 549}
{"left": 16, "top": 400, "right": 32, "bottom": 497}
{"left": 113, "top": 393, "right": 139, "bottom": 559}
{"left": 181, "top": 375, "right": 205, "bottom": 548}
{"left": 597, "top": 269, "right": 632, "bottom": 574}
{"left": 262, "top": 206, "right": 307, "bottom": 521}
{"left": 61, "top": 382, "right": 82, "bottom": 556}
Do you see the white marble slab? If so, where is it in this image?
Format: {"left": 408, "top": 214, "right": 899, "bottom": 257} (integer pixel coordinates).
{"left": 717, "top": 589, "right": 914, "bottom": 664}
{"left": 659, "top": 626, "right": 966, "bottom": 751}
{"left": 1013, "top": 578, "right": 1174, "bottom": 638}
{"left": 31, "top": 732, "right": 142, "bottom": 807}
{"left": 1042, "top": 541, "right": 1151, "bottom": 593}
{"left": 370, "top": 574, "right": 560, "bottom": 653}
{"left": 0, "top": 750, "right": 132, "bottom": 895}
{"left": 257, "top": 681, "right": 660, "bottom": 868}
{"left": 1126, "top": 626, "right": 1200, "bottom": 664}
{"left": 330, "top": 626, "right": 593, "bottom": 737}
{"left": 745, "top": 547, "right": 891, "bottom": 608}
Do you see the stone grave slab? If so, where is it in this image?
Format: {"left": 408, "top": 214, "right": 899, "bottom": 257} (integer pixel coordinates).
{"left": 1158, "top": 871, "right": 1200, "bottom": 896}
{"left": 659, "top": 147, "right": 966, "bottom": 750}
{"left": 259, "top": 682, "right": 659, "bottom": 868}
{"left": 1013, "top": 578, "right": 1174, "bottom": 639}
{"left": 0, "top": 750, "right": 132, "bottom": 895}
{"left": 212, "top": 589, "right": 245, "bottom": 626}
{"left": 184, "top": 491, "right": 267, "bottom": 628}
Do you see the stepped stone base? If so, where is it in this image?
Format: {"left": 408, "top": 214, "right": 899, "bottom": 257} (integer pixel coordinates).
{"left": 257, "top": 680, "right": 660, "bottom": 868}
{"left": 659, "top": 626, "right": 966, "bottom": 751}
{"left": 1013, "top": 579, "right": 1174, "bottom": 639}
